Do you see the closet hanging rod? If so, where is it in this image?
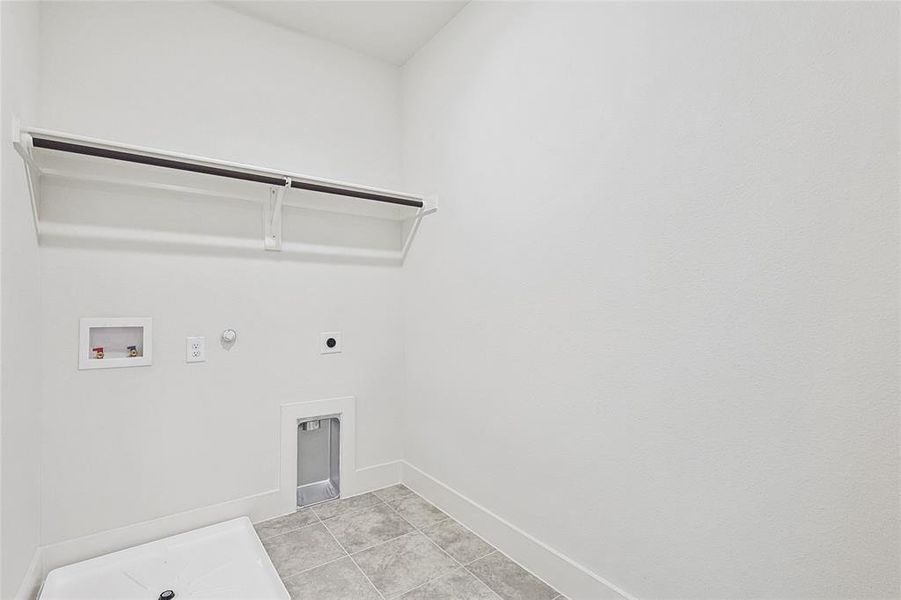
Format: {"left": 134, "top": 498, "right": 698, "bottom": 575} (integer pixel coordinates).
{"left": 30, "top": 136, "right": 424, "bottom": 208}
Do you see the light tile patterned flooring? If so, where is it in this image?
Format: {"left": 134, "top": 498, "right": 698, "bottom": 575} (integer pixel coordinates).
{"left": 255, "top": 484, "right": 566, "bottom": 600}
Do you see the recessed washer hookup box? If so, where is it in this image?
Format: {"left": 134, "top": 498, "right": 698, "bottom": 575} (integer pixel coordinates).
{"left": 40, "top": 517, "right": 289, "bottom": 600}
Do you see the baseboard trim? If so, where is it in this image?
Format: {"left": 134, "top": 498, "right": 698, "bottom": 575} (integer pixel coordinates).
{"left": 400, "top": 461, "right": 634, "bottom": 600}
{"left": 356, "top": 460, "right": 402, "bottom": 492}
{"left": 40, "top": 487, "right": 282, "bottom": 579}
{"left": 37, "top": 461, "right": 402, "bottom": 583}
{"left": 34, "top": 460, "right": 627, "bottom": 599}
{"left": 15, "top": 547, "right": 43, "bottom": 600}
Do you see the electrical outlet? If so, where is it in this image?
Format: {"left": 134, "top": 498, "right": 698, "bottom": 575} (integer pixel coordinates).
{"left": 186, "top": 336, "right": 206, "bottom": 363}
{"left": 320, "top": 332, "right": 342, "bottom": 354}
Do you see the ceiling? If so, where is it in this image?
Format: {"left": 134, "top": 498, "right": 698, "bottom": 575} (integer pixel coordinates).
{"left": 220, "top": 1, "right": 468, "bottom": 65}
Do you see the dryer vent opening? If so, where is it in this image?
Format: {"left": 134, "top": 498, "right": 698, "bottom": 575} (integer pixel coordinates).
{"left": 296, "top": 417, "right": 340, "bottom": 507}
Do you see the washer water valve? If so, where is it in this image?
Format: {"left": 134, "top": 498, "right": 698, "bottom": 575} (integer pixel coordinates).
{"left": 92, "top": 347, "right": 104, "bottom": 359}
{"left": 127, "top": 345, "right": 138, "bottom": 357}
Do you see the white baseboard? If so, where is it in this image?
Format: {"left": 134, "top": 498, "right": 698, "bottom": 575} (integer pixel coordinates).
{"left": 400, "top": 461, "right": 634, "bottom": 600}
{"left": 37, "top": 460, "right": 402, "bottom": 584}
{"left": 355, "top": 460, "right": 402, "bottom": 492}
{"left": 40, "top": 487, "right": 282, "bottom": 579}
{"left": 32, "top": 459, "right": 627, "bottom": 600}
{"left": 15, "top": 547, "right": 43, "bottom": 600}
{"left": 36, "top": 396, "right": 402, "bottom": 588}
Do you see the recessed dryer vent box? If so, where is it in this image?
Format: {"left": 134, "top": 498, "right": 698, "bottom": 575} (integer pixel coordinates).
{"left": 79, "top": 317, "right": 152, "bottom": 370}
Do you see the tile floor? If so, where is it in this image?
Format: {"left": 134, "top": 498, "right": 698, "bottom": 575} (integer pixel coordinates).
{"left": 255, "top": 484, "right": 565, "bottom": 600}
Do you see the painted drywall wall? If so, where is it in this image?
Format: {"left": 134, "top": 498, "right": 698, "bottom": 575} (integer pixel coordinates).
{"left": 0, "top": 1, "right": 42, "bottom": 596}
{"left": 37, "top": 1, "right": 405, "bottom": 545}
{"left": 401, "top": 3, "right": 900, "bottom": 598}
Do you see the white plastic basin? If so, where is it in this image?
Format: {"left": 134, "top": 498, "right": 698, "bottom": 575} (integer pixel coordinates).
{"left": 40, "top": 517, "right": 289, "bottom": 600}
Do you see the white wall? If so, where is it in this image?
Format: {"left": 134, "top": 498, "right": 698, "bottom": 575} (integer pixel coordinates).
{"left": 38, "top": 1, "right": 400, "bottom": 187}
{"left": 15, "top": 2, "right": 901, "bottom": 597}
{"left": 37, "top": 1, "right": 405, "bottom": 545}
{"left": 0, "top": 0, "right": 43, "bottom": 596}
{"left": 401, "top": 3, "right": 900, "bottom": 599}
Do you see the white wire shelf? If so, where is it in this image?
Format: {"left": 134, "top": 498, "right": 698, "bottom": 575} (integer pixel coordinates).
{"left": 12, "top": 123, "right": 436, "bottom": 263}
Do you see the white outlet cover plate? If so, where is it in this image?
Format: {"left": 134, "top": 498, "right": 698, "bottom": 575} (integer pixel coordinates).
{"left": 186, "top": 336, "right": 206, "bottom": 363}
{"left": 320, "top": 332, "right": 342, "bottom": 354}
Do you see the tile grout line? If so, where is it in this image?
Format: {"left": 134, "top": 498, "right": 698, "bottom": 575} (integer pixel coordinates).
{"left": 321, "top": 485, "right": 426, "bottom": 519}
{"left": 318, "top": 493, "right": 420, "bottom": 556}
{"left": 382, "top": 490, "right": 505, "bottom": 599}
{"left": 390, "top": 490, "right": 509, "bottom": 598}
{"left": 464, "top": 548, "right": 498, "bottom": 566}
{"left": 260, "top": 490, "right": 423, "bottom": 597}
{"left": 381, "top": 494, "right": 422, "bottom": 533}
{"left": 313, "top": 503, "right": 388, "bottom": 600}
{"left": 258, "top": 485, "right": 438, "bottom": 541}
{"left": 256, "top": 499, "right": 377, "bottom": 541}
{"left": 393, "top": 540, "right": 501, "bottom": 600}
{"left": 423, "top": 532, "right": 502, "bottom": 599}
{"left": 462, "top": 551, "right": 505, "bottom": 599}
{"left": 313, "top": 497, "right": 385, "bottom": 522}
{"left": 256, "top": 513, "right": 322, "bottom": 542}
{"left": 380, "top": 493, "right": 484, "bottom": 599}
{"left": 258, "top": 493, "right": 397, "bottom": 544}
{"left": 348, "top": 529, "right": 423, "bottom": 560}
{"left": 463, "top": 547, "right": 559, "bottom": 599}
{"left": 278, "top": 552, "right": 349, "bottom": 581}
{"left": 385, "top": 569, "right": 454, "bottom": 599}
{"left": 470, "top": 544, "right": 561, "bottom": 598}
{"left": 264, "top": 488, "right": 525, "bottom": 600}
{"left": 398, "top": 486, "right": 561, "bottom": 599}
{"left": 268, "top": 514, "right": 351, "bottom": 581}
{"left": 378, "top": 493, "right": 461, "bottom": 598}
{"left": 341, "top": 541, "right": 388, "bottom": 600}
{"left": 372, "top": 484, "right": 417, "bottom": 504}
{"left": 299, "top": 493, "right": 424, "bottom": 561}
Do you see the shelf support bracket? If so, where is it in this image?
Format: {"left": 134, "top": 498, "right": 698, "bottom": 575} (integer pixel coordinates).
{"left": 265, "top": 178, "right": 290, "bottom": 251}
{"left": 400, "top": 196, "right": 438, "bottom": 262}
{"left": 11, "top": 118, "right": 41, "bottom": 239}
